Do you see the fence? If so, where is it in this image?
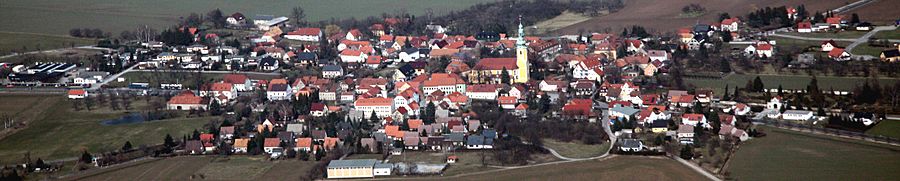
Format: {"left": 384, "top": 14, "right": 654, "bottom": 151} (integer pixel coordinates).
{"left": 751, "top": 118, "right": 900, "bottom": 146}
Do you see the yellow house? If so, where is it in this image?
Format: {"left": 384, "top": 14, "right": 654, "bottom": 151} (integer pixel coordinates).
{"left": 327, "top": 159, "right": 377, "bottom": 179}
{"left": 650, "top": 119, "right": 669, "bottom": 133}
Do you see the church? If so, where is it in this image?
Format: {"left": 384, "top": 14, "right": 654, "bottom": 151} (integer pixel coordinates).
{"left": 466, "top": 18, "right": 530, "bottom": 84}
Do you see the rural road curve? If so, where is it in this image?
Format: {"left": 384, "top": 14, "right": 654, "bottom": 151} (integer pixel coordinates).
{"left": 846, "top": 26, "right": 898, "bottom": 52}
{"left": 770, "top": 26, "right": 899, "bottom": 54}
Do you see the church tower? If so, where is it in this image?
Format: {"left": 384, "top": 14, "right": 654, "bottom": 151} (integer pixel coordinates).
{"left": 515, "top": 16, "right": 529, "bottom": 83}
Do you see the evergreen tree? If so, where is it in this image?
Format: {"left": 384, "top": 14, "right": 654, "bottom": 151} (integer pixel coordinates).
{"left": 850, "top": 13, "right": 860, "bottom": 24}
{"left": 299, "top": 150, "right": 310, "bottom": 161}
{"left": 424, "top": 102, "right": 436, "bottom": 124}
{"left": 680, "top": 146, "right": 694, "bottom": 159}
{"left": 721, "top": 30, "right": 733, "bottom": 42}
{"left": 164, "top": 134, "right": 175, "bottom": 148}
{"left": 723, "top": 85, "right": 731, "bottom": 101}
{"left": 122, "top": 141, "right": 133, "bottom": 151}
{"left": 501, "top": 67, "right": 511, "bottom": 84}
{"left": 209, "top": 100, "right": 222, "bottom": 116}
{"left": 80, "top": 151, "right": 93, "bottom": 164}
{"left": 752, "top": 76, "right": 765, "bottom": 92}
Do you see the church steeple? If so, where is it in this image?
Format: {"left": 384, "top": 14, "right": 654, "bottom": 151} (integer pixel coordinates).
{"left": 516, "top": 15, "right": 526, "bottom": 48}
{"left": 514, "top": 15, "right": 529, "bottom": 83}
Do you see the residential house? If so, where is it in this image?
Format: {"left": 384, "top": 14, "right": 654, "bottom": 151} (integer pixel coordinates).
{"left": 167, "top": 91, "right": 207, "bottom": 110}
{"left": 677, "top": 125, "right": 695, "bottom": 144}
{"left": 782, "top": 110, "right": 814, "bottom": 121}
{"left": 355, "top": 97, "right": 394, "bottom": 118}
{"left": 223, "top": 74, "right": 253, "bottom": 92}
{"left": 322, "top": 65, "right": 344, "bottom": 79}
{"left": 828, "top": 47, "right": 852, "bottom": 61}
{"left": 284, "top": 28, "right": 322, "bottom": 42}
{"left": 67, "top": 89, "right": 88, "bottom": 99}
{"left": 267, "top": 83, "right": 292, "bottom": 101}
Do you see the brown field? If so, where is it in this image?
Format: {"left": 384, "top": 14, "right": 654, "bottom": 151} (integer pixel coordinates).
{"left": 842, "top": 0, "right": 900, "bottom": 25}
{"left": 421, "top": 155, "right": 710, "bottom": 181}
{"left": 553, "top": 0, "right": 847, "bottom": 34}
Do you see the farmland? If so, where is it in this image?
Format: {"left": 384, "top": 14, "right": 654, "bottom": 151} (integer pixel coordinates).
{"left": 684, "top": 73, "right": 900, "bottom": 94}
{"left": 726, "top": 126, "right": 900, "bottom": 180}
{"left": 0, "top": 95, "right": 209, "bottom": 163}
{"left": 841, "top": 0, "right": 900, "bottom": 25}
{"left": 0, "top": 32, "right": 95, "bottom": 56}
{"left": 76, "top": 156, "right": 315, "bottom": 180}
{"left": 553, "top": 0, "right": 846, "bottom": 34}
{"left": 427, "top": 156, "right": 710, "bottom": 181}
{"left": 531, "top": 11, "right": 593, "bottom": 35}
{"left": 866, "top": 120, "right": 900, "bottom": 139}
{"left": 0, "top": 0, "right": 491, "bottom": 36}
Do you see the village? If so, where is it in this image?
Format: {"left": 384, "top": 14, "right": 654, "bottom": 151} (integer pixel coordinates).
{"left": 1, "top": 0, "right": 899, "bottom": 180}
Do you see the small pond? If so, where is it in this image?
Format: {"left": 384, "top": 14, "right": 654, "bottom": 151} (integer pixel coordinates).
{"left": 101, "top": 113, "right": 148, "bottom": 125}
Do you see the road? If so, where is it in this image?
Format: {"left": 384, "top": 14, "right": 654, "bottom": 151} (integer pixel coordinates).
{"left": 0, "top": 46, "right": 112, "bottom": 60}
{"left": 86, "top": 67, "right": 282, "bottom": 91}
{"left": 770, "top": 26, "right": 899, "bottom": 53}
{"left": 846, "top": 26, "right": 898, "bottom": 51}
{"left": 88, "top": 63, "right": 139, "bottom": 91}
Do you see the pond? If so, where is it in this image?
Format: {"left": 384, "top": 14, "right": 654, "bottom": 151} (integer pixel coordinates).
{"left": 101, "top": 113, "right": 148, "bottom": 125}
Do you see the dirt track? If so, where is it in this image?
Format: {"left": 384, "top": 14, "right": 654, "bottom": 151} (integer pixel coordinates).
{"left": 553, "top": 0, "right": 848, "bottom": 35}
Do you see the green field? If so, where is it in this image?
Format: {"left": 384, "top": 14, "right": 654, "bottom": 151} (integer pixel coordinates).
{"left": 436, "top": 156, "right": 710, "bottom": 181}
{"left": 78, "top": 156, "right": 314, "bottom": 180}
{"left": 0, "top": 95, "right": 209, "bottom": 163}
{"left": 866, "top": 120, "right": 900, "bottom": 139}
{"left": 852, "top": 43, "right": 893, "bottom": 56}
{"left": 0, "top": 32, "right": 95, "bottom": 56}
{"left": 769, "top": 37, "right": 832, "bottom": 49}
{"left": 0, "top": 0, "right": 491, "bottom": 36}
{"left": 109, "top": 71, "right": 281, "bottom": 89}
{"left": 783, "top": 31, "right": 868, "bottom": 39}
{"left": 727, "top": 126, "right": 900, "bottom": 180}
{"left": 873, "top": 29, "right": 900, "bottom": 40}
{"left": 685, "top": 74, "right": 900, "bottom": 94}
{"left": 542, "top": 139, "right": 609, "bottom": 159}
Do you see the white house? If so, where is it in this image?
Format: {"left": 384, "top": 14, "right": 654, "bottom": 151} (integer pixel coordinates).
{"left": 782, "top": 110, "right": 814, "bottom": 121}
{"left": 340, "top": 49, "right": 367, "bottom": 63}
{"left": 267, "top": 84, "right": 293, "bottom": 101}
{"left": 677, "top": 125, "right": 695, "bottom": 144}
{"left": 767, "top": 96, "right": 784, "bottom": 110}
{"left": 67, "top": 89, "right": 88, "bottom": 99}
{"left": 284, "top": 28, "right": 322, "bottom": 42}
{"left": 355, "top": 97, "right": 394, "bottom": 118}
{"left": 821, "top": 40, "right": 837, "bottom": 52}
{"left": 398, "top": 48, "right": 422, "bottom": 62}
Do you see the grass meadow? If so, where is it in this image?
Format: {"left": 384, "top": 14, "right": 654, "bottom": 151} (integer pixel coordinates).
{"left": 0, "top": 0, "right": 490, "bottom": 36}
{"left": 0, "top": 95, "right": 209, "bottom": 163}
{"left": 726, "top": 126, "right": 900, "bottom": 180}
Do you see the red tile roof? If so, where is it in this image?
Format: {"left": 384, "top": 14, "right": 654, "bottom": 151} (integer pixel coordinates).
{"left": 223, "top": 74, "right": 249, "bottom": 84}
{"left": 168, "top": 90, "right": 203, "bottom": 105}
{"left": 67, "top": 89, "right": 86, "bottom": 96}
{"left": 287, "top": 28, "right": 321, "bottom": 36}
{"left": 355, "top": 97, "right": 393, "bottom": 107}
{"left": 264, "top": 138, "right": 280, "bottom": 147}
{"left": 474, "top": 58, "right": 517, "bottom": 70}
{"left": 408, "top": 119, "right": 424, "bottom": 130}
{"left": 296, "top": 137, "right": 312, "bottom": 148}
